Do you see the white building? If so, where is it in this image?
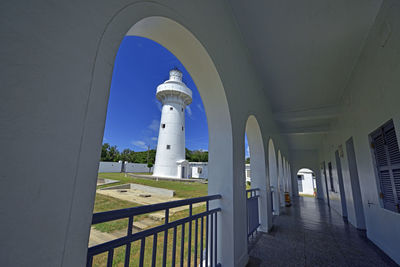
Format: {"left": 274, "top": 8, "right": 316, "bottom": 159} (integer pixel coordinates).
{"left": 297, "top": 168, "right": 315, "bottom": 195}
{"left": 152, "top": 69, "right": 192, "bottom": 178}
{"left": 245, "top": 164, "right": 251, "bottom": 183}
{"left": 3, "top": 1, "right": 400, "bottom": 266}
{"left": 189, "top": 162, "right": 208, "bottom": 179}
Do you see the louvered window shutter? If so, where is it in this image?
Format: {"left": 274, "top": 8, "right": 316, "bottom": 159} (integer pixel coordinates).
{"left": 371, "top": 120, "right": 400, "bottom": 213}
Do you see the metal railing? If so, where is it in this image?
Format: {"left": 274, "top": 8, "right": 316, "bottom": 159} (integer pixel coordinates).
{"left": 246, "top": 188, "right": 260, "bottom": 242}
{"left": 87, "top": 194, "right": 221, "bottom": 267}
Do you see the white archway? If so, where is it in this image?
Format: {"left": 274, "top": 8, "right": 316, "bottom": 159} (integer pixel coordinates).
{"left": 245, "top": 115, "right": 272, "bottom": 232}
{"left": 268, "top": 139, "right": 280, "bottom": 215}
{"left": 64, "top": 13, "right": 239, "bottom": 266}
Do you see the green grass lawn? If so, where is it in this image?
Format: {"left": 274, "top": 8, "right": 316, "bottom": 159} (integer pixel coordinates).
{"left": 299, "top": 193, "right": 315, "bottom": 198}
{"left": 93, "top": 173, "right": 209, "bottom": 232}
{"left": 92, "top": 174, "right": 210, "bottom": 266}
{"left": 97, "top": 173, "right": 208, "bottom": 198}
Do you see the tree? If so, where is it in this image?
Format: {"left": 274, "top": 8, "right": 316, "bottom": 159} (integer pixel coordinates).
{"left": 245, "top": 157, "right": 250, "bottom": 164}
{"left": 185, "top": 148, "right": 208, "bottom": 162}
{"left": 100, "top": 143, "right": 156, "bottom": 163}
{"left": 101, "top": 143, "right": 120, "bottom": 162}
{"left": 147, "top": 163, "right": 153, "bottom": 173}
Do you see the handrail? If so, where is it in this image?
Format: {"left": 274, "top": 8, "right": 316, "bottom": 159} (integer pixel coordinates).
{"left": 93, "top": 194, "right": 221, "bottom": 224}
{"left": 87, "top": 194, "right": 222, "bottom": 267}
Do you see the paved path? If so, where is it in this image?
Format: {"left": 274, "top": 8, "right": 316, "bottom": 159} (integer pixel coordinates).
{"left": 248, "top": 197, "right": 398, "bottom": 267}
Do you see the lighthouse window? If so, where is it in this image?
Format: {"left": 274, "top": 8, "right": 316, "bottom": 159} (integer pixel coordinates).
{"left": 182, "top": 108, "right": 183, "bottom": 112}
{"left": 170, "top": 107, "right": 173, "bottom": 111}
{"left": 161, "top": 124, "right": 165, "bottom": 129}
{"left": 182, "top": 126, "right": 184, "bottom": 131}
{"left": 166, "top": 145, "right": 171, "bottom": 150}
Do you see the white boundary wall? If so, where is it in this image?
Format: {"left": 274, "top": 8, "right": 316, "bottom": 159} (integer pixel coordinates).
{"left": 98, "top": 162, "right": 122, "bottom": 173}
{"left": 125, "top": 163, "right": 153, "bottom": 173}
{"left": 98, "top": 162, "right": 153, "bottom": 173}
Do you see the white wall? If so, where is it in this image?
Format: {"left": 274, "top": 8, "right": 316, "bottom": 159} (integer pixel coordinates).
{"left": 245, "top": 164, "right": 251, "bottom": 182}
{"left": 0, "top": 1, "right": 290, "bottom": 266}
{"left": 318, "top": 0, "right": 400, "bottom": 263}
{"left": 98, "top": 161, "right": 122, "bottom": 173}
{"left": 190, "top": 163, "right": 208, "bottom": 179}
{"left": 125, "top": 163, "right": 152, "bottom": 173}
{"left": 297, "top": 170, "right": 314, "bottom": 195}
{"left": 97, "top": 162, "right": 152, "bottom": 173}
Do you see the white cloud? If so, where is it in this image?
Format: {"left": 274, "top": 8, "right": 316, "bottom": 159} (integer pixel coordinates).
{"left": 197, "top": 103, "right": 204, "bottom": 112}
{"left": 186, "top": 106, "right": 192, "bottom": 117}
{"left": 246, "top": 146, "right": 250, "bottom": 157}
{"left": 148, "top": 119, "right": 160, "bottom": 132}
{"left": 151, "top": 137, "right": 158, "bottom": 141}
{"left": 132, "top": 140, "right": 147, "bottom": 150}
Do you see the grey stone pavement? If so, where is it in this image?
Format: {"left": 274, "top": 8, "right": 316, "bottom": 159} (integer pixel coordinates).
{"left": 248, "top": 197, "right": 398, "bottom": 267}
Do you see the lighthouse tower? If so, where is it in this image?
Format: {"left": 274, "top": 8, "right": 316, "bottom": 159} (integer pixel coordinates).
{"left": 153, "top": 69, "right": 192, "bottom": 178}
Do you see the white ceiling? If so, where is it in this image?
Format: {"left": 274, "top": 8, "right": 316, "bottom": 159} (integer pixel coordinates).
{"left": 229, "top": 0, "right": 382, "bottom": 149}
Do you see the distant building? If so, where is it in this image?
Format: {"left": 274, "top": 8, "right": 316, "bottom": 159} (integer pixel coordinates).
{"left": 297, "top": 168, "right": 316, "bottom": 195}
{"left": 189, "top": 162, "right": 208, "bottom": 179}
{"left": 245, "top": 164, "right": 251, "bottom": 183}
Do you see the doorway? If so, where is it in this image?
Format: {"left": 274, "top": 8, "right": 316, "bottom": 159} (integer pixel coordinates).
{"left": 346, "top": 137, "right": 366, "bottom": 229}
{"left": 335, "top": 150, "right": 348, "bottom": 218}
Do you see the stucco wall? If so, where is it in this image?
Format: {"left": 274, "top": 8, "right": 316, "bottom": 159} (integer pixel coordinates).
{"left": 318, "top": 0, "right": 400, "bottom": 263}
{"left": 125, "top": 163, "right": 152, "bottom": 173}
{"left": 0, "top": 1, "right": 289, "bottom": 266}
{"left": 98, "top": 162, "right": 122, "bottom": 173}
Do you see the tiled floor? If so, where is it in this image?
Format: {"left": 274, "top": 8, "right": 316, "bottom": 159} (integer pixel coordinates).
{"left": 248, "top": 197, "right": 398, "bottom": 267}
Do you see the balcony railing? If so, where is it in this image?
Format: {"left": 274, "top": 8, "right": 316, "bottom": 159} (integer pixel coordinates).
{"left": 87, "top": 194, "right": 221, "bottom": 267}
{"left": 246, "top": 188, "right": 260, "bottom": 243}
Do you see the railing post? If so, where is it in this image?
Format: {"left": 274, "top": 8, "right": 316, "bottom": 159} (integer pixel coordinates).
{"left": 162, "top": 209, "right": 169, "bottom": 267}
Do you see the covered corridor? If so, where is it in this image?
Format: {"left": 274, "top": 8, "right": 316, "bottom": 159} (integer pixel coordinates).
{"left": 249, "top": 197, "right": 398, "bottom": 267}
{"left": 2, "top": 0, "right": 400, "bottom": 266}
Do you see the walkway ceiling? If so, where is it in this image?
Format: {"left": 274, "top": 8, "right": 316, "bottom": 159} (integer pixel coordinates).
{"left": 229, "top": 0, "right": 382, "bottom": 150}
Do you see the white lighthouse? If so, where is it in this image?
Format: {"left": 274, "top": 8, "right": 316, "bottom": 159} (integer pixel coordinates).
{"left": 153, "top": 69, "right": 192, "bottom": 178}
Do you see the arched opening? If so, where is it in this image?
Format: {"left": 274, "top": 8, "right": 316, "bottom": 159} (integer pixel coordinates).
{"left": 90, "top": 34, "right": 212, "bottom": 265}
{"left": 64, "top": 14, "right": 238, "bottom": 266}
{"left": 297, "top": 168, "right": 317, "bottom": 197}
{"left": 268, "top": 139, "right": 279, "bottom": 215}
{"left": 245, "top": 115, "right": 272, "bottom": 233}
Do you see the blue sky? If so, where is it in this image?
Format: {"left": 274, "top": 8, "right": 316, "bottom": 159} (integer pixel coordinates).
{"left": 103, "top": 36, "right": 209, "bottom": 152}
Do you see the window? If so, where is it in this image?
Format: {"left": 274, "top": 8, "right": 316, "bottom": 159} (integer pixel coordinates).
{"left": 170, "top": 107, "right": 173, "bottom": 111}
{"left": 328, "top": 162, "right": 335, "bottom": 192}
{"left": 162, "top": 124, "right": 165, "bottom": 129}
{"left": 182, "top": 108, "right": 184, "bottom": 112}
{"left": 370, "top": 119, "right": 400, "bottom": 213}
{"left": 182, "top": 126, "right": 184, "bottom": 131}
{"left": 198, "top": 167, "right": 202, "bottom": 174}
{"left": 297, "top": 175, "right": 304, "bottom": 180}
{"left": 166, "top": 145, "right": 171, "bottom": 150}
